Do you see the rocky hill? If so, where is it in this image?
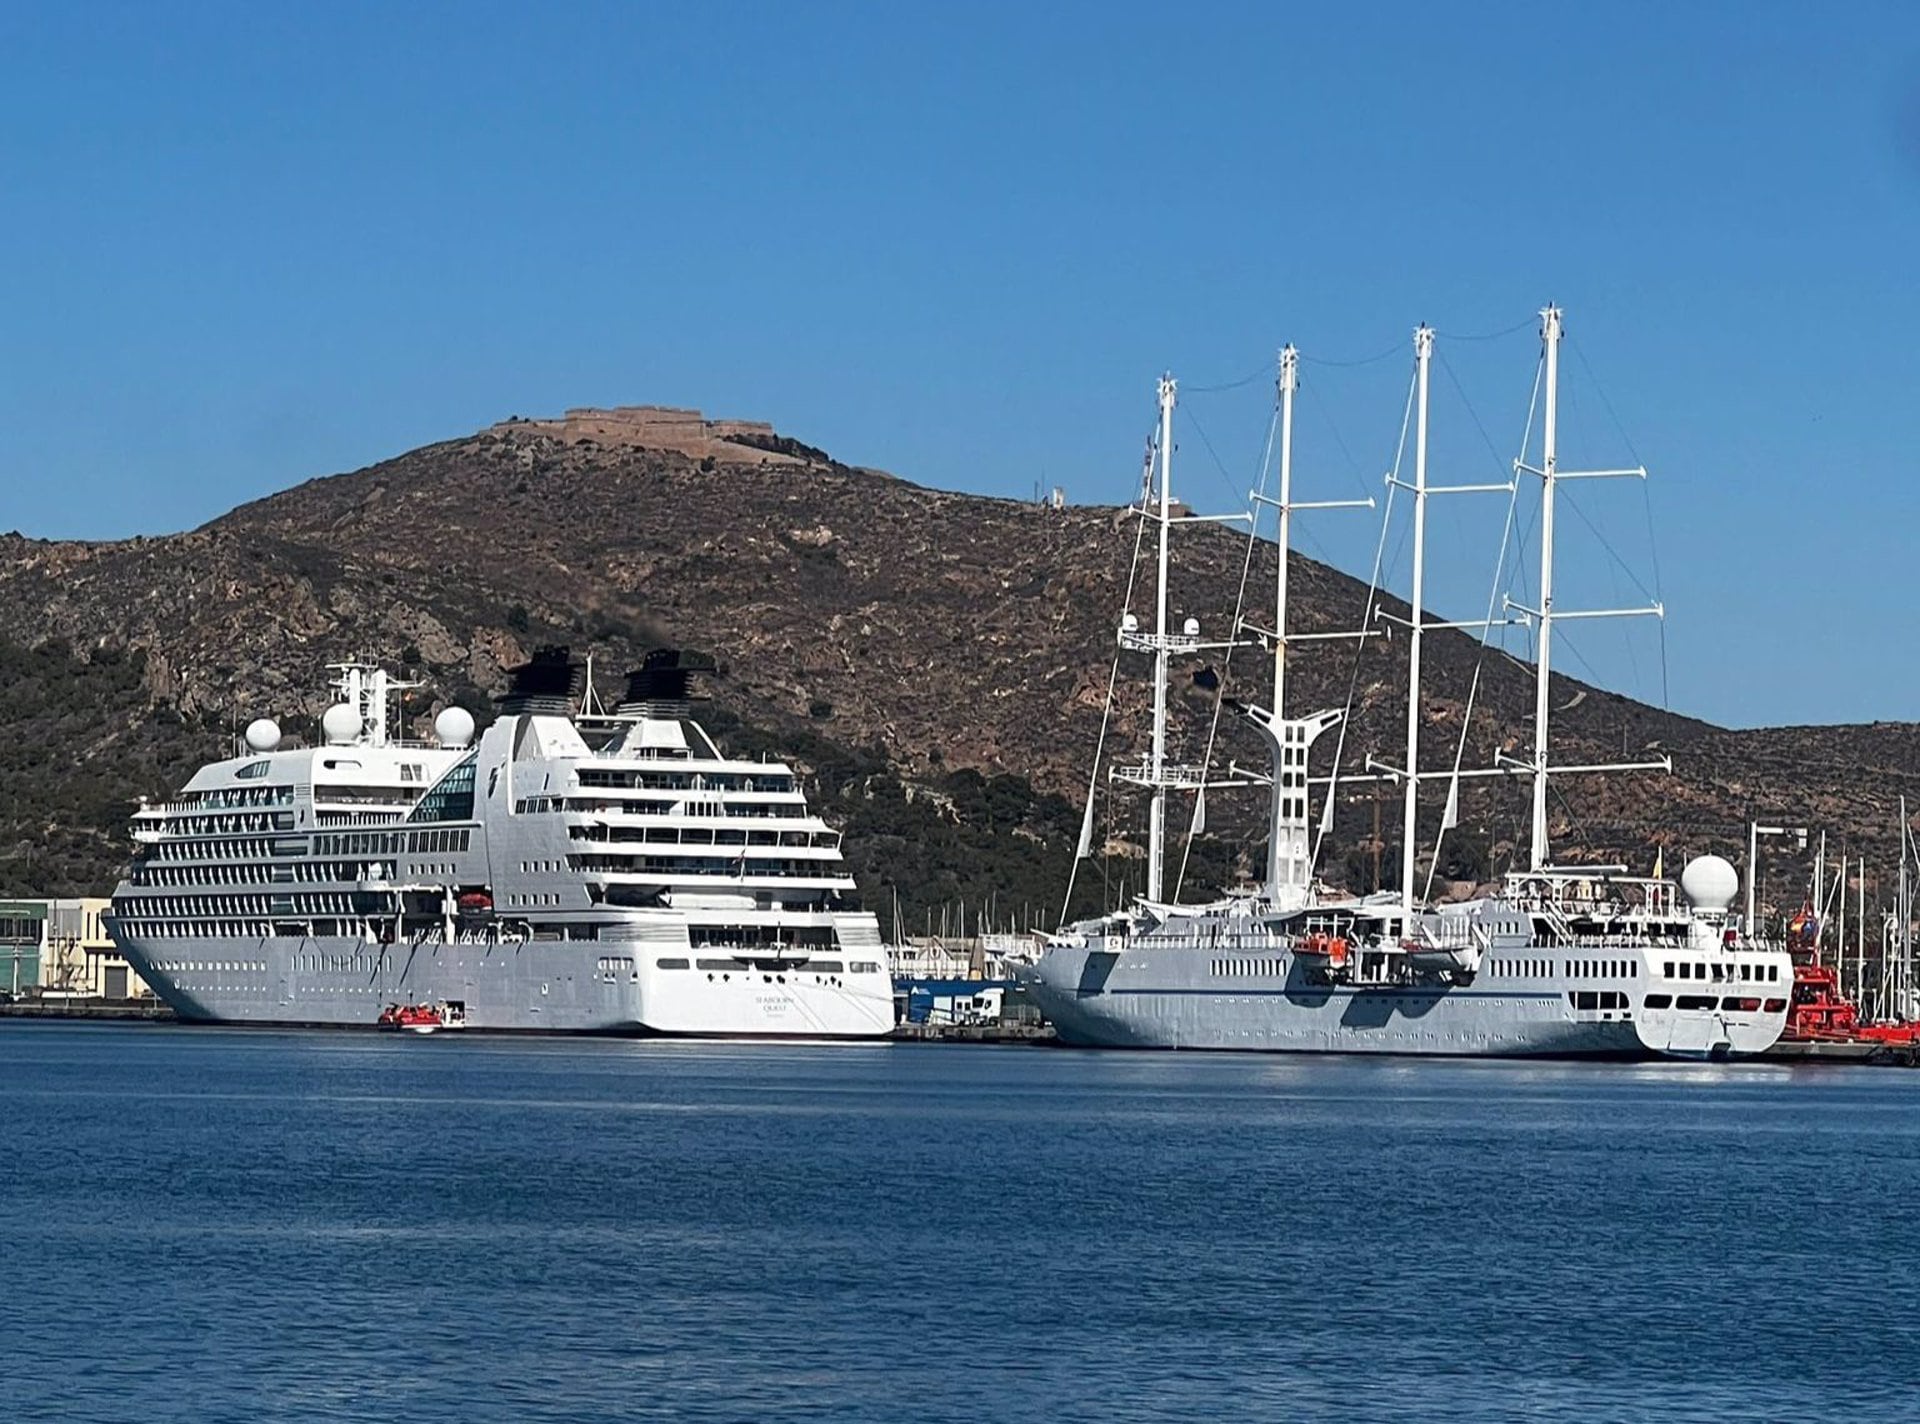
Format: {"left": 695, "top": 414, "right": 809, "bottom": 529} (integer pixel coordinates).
{"left": 1, "top": 403, "right": 1914, "bottom": 927}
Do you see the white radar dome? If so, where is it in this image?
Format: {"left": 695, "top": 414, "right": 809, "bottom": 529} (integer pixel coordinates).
{"left": 1680, "top": 854, "right": 1739, "bottom": 912}
{"left": 243, "top": 717, "right": 281, "bottom": 753}
{"left": 434, "top": 706, "right": 476, "bottom": 749}
{"left": 321, "top": 703, "right": 361, "bottom": 745}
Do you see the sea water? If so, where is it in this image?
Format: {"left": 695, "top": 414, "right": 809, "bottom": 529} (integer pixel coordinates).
{"left": 3, "top": 1024, "right": 1917, "bottom": 1422}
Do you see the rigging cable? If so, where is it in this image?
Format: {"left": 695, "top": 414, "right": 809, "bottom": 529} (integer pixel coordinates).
{"left": 1057, "top": 423, "right": 1156, "bottom": 926}
{"left": 1185, "top": 363, "right": 1273, "bottom": 394}
{"left": 1310, "top": 358, "right": 1419, "bottom": 879}
{"left": 1299, "top": 370, "right": 1381, "bottom": 505}
{"left": 1432, "top": 315, "right": 1539, "bottom": 343}
{"left": 1300, "top": 339, "right": 1407, "bottom": 370}
{"left": 1170, "top": 396, "right": 1279, "bottom": 901}
{"left": 1570, "top": 333, "right": 1670, "bottom": 711}
{"left": 1420, "top": 352, "right": 1542, "bottom": 903}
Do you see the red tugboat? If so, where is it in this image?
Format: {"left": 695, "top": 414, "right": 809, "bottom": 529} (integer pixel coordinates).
{"left": 376, "top": 1002, "right": 467, "bottom": 1035}
{"left": 1773, "top": 903, "right": 1919, "bottom": 1061}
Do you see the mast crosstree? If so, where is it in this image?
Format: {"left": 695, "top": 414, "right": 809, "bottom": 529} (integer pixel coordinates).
{"left": 1109, "top": 374, "right": 1244, "bottom": 903}
{"left": 1362, "top": 326, "right": 1515, "bottom": 917}
{"left": 1232, "top": 345, "right": 1373, "bottom": 911}
{"left": 1499, "top": 306, "right": 1669, "bottom": 872}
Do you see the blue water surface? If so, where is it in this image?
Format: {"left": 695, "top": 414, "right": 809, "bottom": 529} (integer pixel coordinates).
{"left": 3, "top": 1024, "right": 1917, "bottom": 1423}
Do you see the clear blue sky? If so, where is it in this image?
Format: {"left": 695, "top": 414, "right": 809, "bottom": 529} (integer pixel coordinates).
{"left": 2, "top": 1, "right": 1916, "bottom": 729}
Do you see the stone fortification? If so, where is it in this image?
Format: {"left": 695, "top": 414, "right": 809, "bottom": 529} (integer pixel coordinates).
{"left": 492, "top": 406, "right": 801, "bottom": 464}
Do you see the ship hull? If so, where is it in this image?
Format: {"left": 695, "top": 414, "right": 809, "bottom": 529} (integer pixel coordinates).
{"left": 110, "top": 929, "right": 895, "bottom": 1039}
{"left": 1023, "top": 943, "right": 1776, "bottom": 1058}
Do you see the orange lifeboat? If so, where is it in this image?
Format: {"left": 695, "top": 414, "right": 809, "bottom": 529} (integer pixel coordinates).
{"left": 1294, "top": 932, "right": 1350, "bottom": 981}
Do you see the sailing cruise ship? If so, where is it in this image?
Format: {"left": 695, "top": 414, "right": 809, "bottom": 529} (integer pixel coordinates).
{"left": 106, "top": 650, "right": 894, "bottom": 1036}
{"left": 1024, "top": 310, "right": 1793, "bottom": 1058}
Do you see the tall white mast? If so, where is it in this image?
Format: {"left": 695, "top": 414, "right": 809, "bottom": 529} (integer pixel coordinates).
{"left": 1896, "top": 802, "right": 1912, "bottom": 1028}
{"left": 1858, "top": 859, "right": 1867, "bottom": 1006}
{"left": 1239, "top": 345, "right": 1371, "bottom": 912}
{"left": 1146, "top": 374, "right": 1176, "bottom": 903}
{"left": 1834, "top": 856, "right": 1844, "bottom": 979}
{"left": 1402, "top": 325, "right": 1434, "bottom": 918}
{"left": 1815, "top": 830, "right": 1827, "bottom": 954}
{"left": 1506, "top": 305, "right": 1671, "bottom": 872}
{"left": 1273, "top": 345, "right": 1297, "bottom": 716}
{"left": 1529, "top": 308, "right": 1562, "bottom": 869}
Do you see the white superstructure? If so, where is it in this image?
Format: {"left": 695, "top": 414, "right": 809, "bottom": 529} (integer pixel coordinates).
{"left": 107, "top": 651, "right": 894, "bottom": 1037}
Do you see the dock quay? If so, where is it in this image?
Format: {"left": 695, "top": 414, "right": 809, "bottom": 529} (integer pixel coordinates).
{"left": 1762, "top": 1037, "right": 1920, "bottom": 1066}
{"left": 888, "top": 1020, "right": 1055, "bottom": 1045}
{"left": 0, "top": 1001, "right": 175, "bottom": 1023}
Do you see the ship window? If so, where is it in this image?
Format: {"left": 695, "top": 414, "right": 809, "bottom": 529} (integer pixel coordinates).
{"left": 410, "top": 754, "right": 478, "bottom": 823}
{"left": 1764, "top": 998, "right": 1786, "bottom": 1013}
{"left": 656, "top": 958, "right": 690, "bottom": 970}
{"left": 850, "top": 961, "right": 881, "bottom": 974}
{"left": 1663, "top": 961, "right": 1674, "bottom": 977}
{"left": 235, "top": 761, "right": 271, "bottom": 780}
{"left": 1676, "top": 995, "right": 1715, "bottom": 1011}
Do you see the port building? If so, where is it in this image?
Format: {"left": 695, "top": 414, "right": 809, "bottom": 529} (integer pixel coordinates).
{"left": 0, "top": 898, "right": 153, "bottom": 1000}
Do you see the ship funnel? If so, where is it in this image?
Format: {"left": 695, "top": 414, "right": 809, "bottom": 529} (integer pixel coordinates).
{"left": 497, "top": 646, "right": 586, "bottom": 716}
{"left": 616, "top": 648, "right": 715, "bottom": 718}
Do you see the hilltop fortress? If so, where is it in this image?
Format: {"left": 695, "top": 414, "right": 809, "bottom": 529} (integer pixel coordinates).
{"left": 491, "top": 406, "right": 810, "bottom": 465}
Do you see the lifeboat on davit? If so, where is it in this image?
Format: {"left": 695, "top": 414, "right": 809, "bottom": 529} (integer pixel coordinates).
{"left": 1401, "top": 938, "right": 1480, "bottom": 978}
{"left": 1292, "top": 932, "right": 1352, "bottom": 981}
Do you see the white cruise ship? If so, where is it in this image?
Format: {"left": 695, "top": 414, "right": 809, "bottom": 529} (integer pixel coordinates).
{"left": 106, "top": 651, "right": 894, "bottom": 1037}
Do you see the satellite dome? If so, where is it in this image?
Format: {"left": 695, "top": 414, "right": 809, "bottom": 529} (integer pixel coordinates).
{"left": 1183, "top": 617, "right": 1200, "bottom": 637}
{"left": 1680, "top": 854, "right": 1739, "bottom": 912}
{"left": 321, "top": 703, "right": 361, "bottom": 745}
{"left": 434, "top": 706, "right": 476, "bottom": 749}
{"left": 1120, "top": 613, "right": 1139, "bottom": 633}
{"left": 243, "top": 717, "right": 281, "bottom": 753}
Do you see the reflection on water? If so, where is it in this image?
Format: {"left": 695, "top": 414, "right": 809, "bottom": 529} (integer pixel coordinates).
{"left": 4, "top": 1024, "right": 1918, "bottom": 1423}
